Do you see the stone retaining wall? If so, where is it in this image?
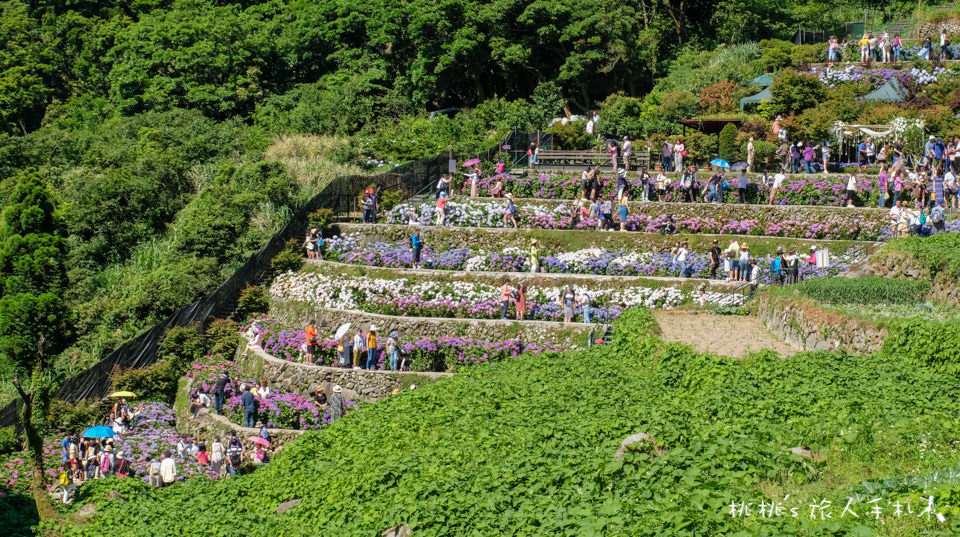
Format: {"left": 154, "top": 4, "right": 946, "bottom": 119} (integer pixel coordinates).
{"left": 866, "top": 250, "right": 960, "bottom": 306}
{"left": 241, "top": 345, "right": 450, "bottom": 402}
{"left": 269, "top": 299, "right": 593, "bottom": 347}
{"left": 756, "top": 294, "right": 887, "bottom": 354}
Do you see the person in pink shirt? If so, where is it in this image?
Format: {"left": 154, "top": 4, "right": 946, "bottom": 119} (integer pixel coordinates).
{"left": 500, "top": 280, "right": 512, "bottom": 319}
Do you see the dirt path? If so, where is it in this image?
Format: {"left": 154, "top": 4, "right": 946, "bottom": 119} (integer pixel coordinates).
{"left": 653, "top": 310, "right": 798, "bottom": 358}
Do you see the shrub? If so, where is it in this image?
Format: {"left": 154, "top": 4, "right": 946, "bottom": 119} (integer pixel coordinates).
{"left": 377, "top": 189, "right": 404, "bottom": 212}
{"left": 771, "top": 69, "right": 826, "bottom": 113}
{"left": 110, "top": 359, "right": 178, "bottom": 402}
{"left": 205, "top": 319, "right": 240, "bottom": 357}
{"left": 46, "top": 400, "right": 101, "bottom": 432}
{"left": 698, "top": 80, "right": 740, "bottom": 115}
{"left": 271, "top": 249, "right": 304, "bottom": 273}
{"left": 717, "top": 123, "right": 739, "bottom": 162}
{"left": 158, "top": 323, "right": 206, "bottom": 365}
{"left": 759, "top": 39, "right": 793, "bottom": 72}
{"left": 0, "top": 426, "right": 20, "bottom": 455}
{"left": 790, "top": 44, "right": 821, "bottom": 66}
{"left": 546, "top": 120, "right": 594, "bottom": 150}
{"left": 235, "top": 285, "right": 270, "bottom": 322}
{"left": 792, "top": 276, "right": 930, "bottom": 305}
{"left": 596, "top": 93, "right": 645, "bottom": 138}
{"left": 307, "top": 208, "right": 335, "bottom": 231}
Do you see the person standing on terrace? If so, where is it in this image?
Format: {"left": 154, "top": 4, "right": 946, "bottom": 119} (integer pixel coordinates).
{"left": 892, "top": 33, "right": 903, "bottom": 61}
{"left": 580, "top": 166, "right": 591, "bottom": 200}
{"left": 736, "top": 170, "right": 748, "bottom": 203}
{"left": 500, "top": 280, "right": 512, "bottom": 319}
{"left": 366, "top": 325, "right": 379, "bottom": 370}
{"left": 410, "top": 228, "right": 423, "bottom": 268}
{"left": 330, "top": 385, "right": 346, "bottom": 421}
{"left": 618, "top": 190, "right": 630, "bottom": 231}
{"left": 304, "top": 320, "right": 317, "bottom": 365}
{"left": 708, "top": 239, "right": 721, "bottom": 280}
{"left": 504, "top": 193, "right": 519, "bottom": 228}
{"left": 768, "top": 171, "right": 785, "bottom": 205}
{"left": 352, "top": 328, "right": 364, "bottom": 369}
{"left": 529, "top": 238, "right": 541, "bottom": 273}
{"left": 945, "top": 167, "right": 958, "bottom": 208}
{"left": 673, "top": 138, "right": 685, "bottom": 172}
{"left": 514, "top": 282, "right": 527, "bottom": 321}
{"left": 466, "top": 163, "right": 481, "bottom": 198}
{"left": 877, "top": 165, "right": 889, "bottom": 208}
{"left": 681, "top": 166, "right": 697, "bottom": 203}
{"left": 435, "top": 192, "right": 449, "bottom": 226}
{"left": 827, "top": 36, "right": 840, "bottom": 64}
{"left": 527, "top": 142, "right": 539, "bottom": 168}
{"left": 622, "top": 136, "right": 633, "bottom": 172}
{"left": 858, "top": 34, "right": 871, "bottom": 63}
{"left": 845, "top": 173, "right": 859, "bottom": 207}
{"left": 662, "top": 139, "right": 673, "bottom": 172}
{"left": 802, "top": 142, "right": 815, "bottom": 174}
{"left": 562, "top": 285, "right": 576, "bottom": 323}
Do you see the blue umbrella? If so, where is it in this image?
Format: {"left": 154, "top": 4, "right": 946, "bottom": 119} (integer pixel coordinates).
{"left": 710, "top": 158, "right": 731, "bottom": 169}
{"left": 82, "top": 425, "right": 116, "bottom": 438}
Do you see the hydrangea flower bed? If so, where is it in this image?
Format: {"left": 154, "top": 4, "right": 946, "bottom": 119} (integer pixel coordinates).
{"left": 242, "top": 316, "right": 567, "bottom": 372}
{"left": 0, "top": 402, "right": 211, "bottom": 492}
{"left": 270, "top": 271, "right": 742, "bottom": 323}
{"left": 186, "top": 353, "right": 355, "bottom": 430}
{"left": 452, "top": 172, "right": 889, "bottom": 207}
{"left": 813, "top": 66, "right": 952, "bottom": 88}
{"left": 388, "top": 199, "right": 885, "bottom": 240}
{"left": 320, "top": 236, "right": 851, "bottom": 284}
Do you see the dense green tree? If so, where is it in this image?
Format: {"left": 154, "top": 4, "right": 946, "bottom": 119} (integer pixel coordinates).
{"left": 0, "top": 169, "right": 68, "bottom": 521}
{"left": 770, "top": 68, "right": 827, "bottom": 113}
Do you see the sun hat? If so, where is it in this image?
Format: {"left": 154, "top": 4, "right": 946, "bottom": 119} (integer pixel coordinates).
{"left": 117, "top": 452, "right": 124, "bottom": 458}
{"left": 369, "top": 324, "right": 378, "bottom": 331}
{"left": 810, "top": 245, "right": 817, "bottom": 250}
{"left": 333, "top": 385, "right": 342, "bottom": 393}
{"left": 255, "top": 421, "right": 263, "bottom": 428}
{"left": 505, "top": 192, "right": 513, "bottom": 199}
{"left": 742, "top": 243, "right": 749, "bottom": 249}
{"left": 390, "top": 330, "right": 399, "bottom": 338}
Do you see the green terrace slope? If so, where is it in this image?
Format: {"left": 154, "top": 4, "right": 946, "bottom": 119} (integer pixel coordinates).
{"left": 62, "top": 310, "right": 960, "bottom": 537}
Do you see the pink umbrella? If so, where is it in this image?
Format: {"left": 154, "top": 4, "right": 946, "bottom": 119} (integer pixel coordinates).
{"left": 462, "top": 158, "right": 481, "bottom": 167}
{"left": 248, "top": 436, "right": 271, "bottom": 447}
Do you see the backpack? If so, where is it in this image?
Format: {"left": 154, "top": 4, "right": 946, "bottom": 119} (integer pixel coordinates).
{"left": 100, "top": 453, "right": 112, "bottom": 473}
{"left": 932, "top": 208, "right": 944, "bottom": 224}
{"left": 771, "top": 257, "right": 782, "bottom": 274}
{"left": 229, "top": 449, "right": 242, "bottom": 467}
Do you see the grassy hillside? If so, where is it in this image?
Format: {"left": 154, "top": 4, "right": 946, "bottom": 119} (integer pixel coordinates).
{"left": 59, "top": 310, "right": 960, "bottom": 537}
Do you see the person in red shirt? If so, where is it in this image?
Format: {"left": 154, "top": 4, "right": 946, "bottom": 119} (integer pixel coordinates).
{"left": 435, "top": 194, "right": 449, "bottom": 226}
{"left": 304, "top": 321, "right": 317, "bottom": 365}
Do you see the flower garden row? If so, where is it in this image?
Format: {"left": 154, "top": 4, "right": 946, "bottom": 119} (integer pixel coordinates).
{"left": 270, "top": 271, "right": 745, "bottom": 323}
{"left": 243, "top": 316, "right": 567, "bottom": 372}
{"left": 811, "top": 65, "right": 952, "bottom": 88}
{"left": 389, "top": 199, "right": 894, "bottom": 240}
{"left": 187, "top": 354, "right": 356, "bottom": 430}
{"left": 0, "top": 402, "right": 212, "bottom": 493}
{"left": 458, "top": 173, "right": 926, "bottom": 208}
{"left": 321, "top": 234, "right": 851, "bottom": 284}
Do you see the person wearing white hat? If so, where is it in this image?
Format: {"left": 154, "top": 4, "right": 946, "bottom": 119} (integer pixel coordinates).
{"left": 365, "top": 325, "right": 378, "bottom": 369}
{"left": 504, "top": 193, "right": 518, "bottom": 228}
{"left": 387, "top": 331, "right": 399, "bottom": 371}
{"left": 329, "top": 385, "right": 346, "bottom": 422}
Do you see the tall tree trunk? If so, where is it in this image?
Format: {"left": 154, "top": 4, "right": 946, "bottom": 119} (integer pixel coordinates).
{"left": 13, "top": 339, "right": 56, "bottom": 522}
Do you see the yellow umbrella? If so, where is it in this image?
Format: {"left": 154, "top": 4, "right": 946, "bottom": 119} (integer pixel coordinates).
{"left": 109, "top": 391, "right": 136, "bottom": 399}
